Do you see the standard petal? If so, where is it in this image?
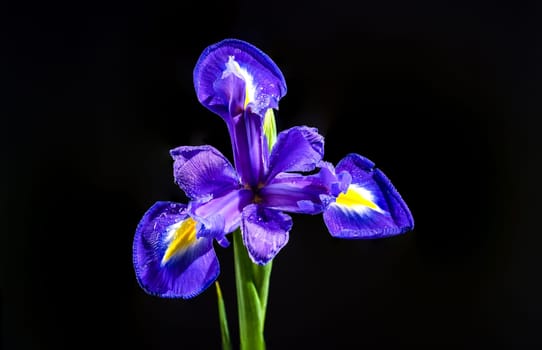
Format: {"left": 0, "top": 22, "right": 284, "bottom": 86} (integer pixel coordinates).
{"left": 230, "top": 110, "right": 266, "bottom": 187}
{"left": 133, "top": 202, "right": 220, "bottom": 298}
{"left": 170, "top": 145, "right": 241, "bottom": 200}
{"left": 190, "top": 188, "right": 254, "bottom": 235}
{"left": 266, "top": 126, "right": 325, "bottom": 182}
{"left": 323, "top": 154, "right": 414, "bottom": 238}
{"left": 193, "top": 38, "right": 287, "bottom": 120}
{"left": 241, "top": 204, "right": 292, "bottom": 265}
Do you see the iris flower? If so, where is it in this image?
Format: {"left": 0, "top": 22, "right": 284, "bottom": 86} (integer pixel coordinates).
{"left": 133, "top": 39, "right": 413, "bottom": 300}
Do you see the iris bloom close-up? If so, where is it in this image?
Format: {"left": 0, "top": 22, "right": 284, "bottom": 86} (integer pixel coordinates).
{"left": 132, "top": 38, "right": 414, "bottom": 349}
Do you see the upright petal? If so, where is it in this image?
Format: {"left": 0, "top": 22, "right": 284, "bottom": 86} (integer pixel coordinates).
{"left": 193, "top": 40, "right": 288, "bottom": 187}
{"left": 170, "top": 145, "right": 241, "bottom": 200}
{"left": 133, "top": 202, "right": 219, "bottom": 298}
{"left": 323, "top": 154, "right": 414, "bottom": 239}
{"left": 230, "top": 110, "right": 266, "bottom": 187}
{"left": 193, "top": 38, "right": 287, "bottom": 120}
{"left": 241, "top": 204, "right": 292, "bottom": 265}
{"left": 265, "top": 126, "right": 325, "bottom": 182}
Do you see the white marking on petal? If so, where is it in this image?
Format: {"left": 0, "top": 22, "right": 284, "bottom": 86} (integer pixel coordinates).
{"left": 222, "top": 56, "right": 256, "bottom": 108}
{"left": 164, "top": 221, "right": 183, "bottom": 243}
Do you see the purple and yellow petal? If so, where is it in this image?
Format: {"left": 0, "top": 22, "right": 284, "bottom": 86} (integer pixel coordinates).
{"left": 193, "top": 38, "right": 287, "bottom": 120}
{"left": 133, "top": 202, "right": 219, "bottom": 298}
{"left": 241, "top": 204, "right": 292, "bottom": 265}
{"left": 323, "top": 154, "right": 414, "bottom": 239}
{"left": 265, "top": 126, "right": 325, "bottom": 181}
{"left": 170, "top": 145, "right": 241, "bottom": 200}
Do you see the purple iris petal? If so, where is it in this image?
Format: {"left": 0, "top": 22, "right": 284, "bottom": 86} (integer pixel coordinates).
{"left": 170, "top": 145, "right": 241, "bottom": 200}
{"left": 190, "top": 188, "right": 254, "bottom": 235}
{"left": 193, "top": 38, "right": 287, "bottom": 119}
{"left": 335, "top": 152, "right": 375, "bottom": 182}
{"left": 231, "top": 110, "right": 266, "bottom": 187}
{"left": 265, "top": 126, "right": 325, "bottom": 182}
{"left": 241, "top": 204, "right": 292, "bottom": 265}
{"left": 212, "top": 69, "right": 245, "bottom": 120}
{"left": 260, "top": 172, "right": 335, "bottom": 214}
{"left": 133, "top": 202, "right": 219, "bottom": 298}
{"left": 323, "top": 153, "right": 414, "bottom": 239}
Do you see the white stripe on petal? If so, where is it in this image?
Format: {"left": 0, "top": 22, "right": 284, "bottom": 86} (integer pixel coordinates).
{"left": 222, "top": 56, "right": 256, "bottom": 108}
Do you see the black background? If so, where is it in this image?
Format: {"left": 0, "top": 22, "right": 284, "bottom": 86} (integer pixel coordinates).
{"left": 3, "top": 0, "right": 541, "bottom": 349}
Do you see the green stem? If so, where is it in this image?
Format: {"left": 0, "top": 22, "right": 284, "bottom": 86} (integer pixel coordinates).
{"left": 233, "top": 229, "right": 273, "bottom": 350}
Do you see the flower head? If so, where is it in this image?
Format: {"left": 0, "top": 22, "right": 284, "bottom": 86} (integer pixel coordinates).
{"left": 133, "top": 39, "right": 413, "bottom": 299}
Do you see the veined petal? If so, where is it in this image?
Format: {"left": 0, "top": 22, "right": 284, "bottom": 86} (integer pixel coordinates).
{"left": 323, "top": 154, "right": 414, "bottom": 238}
{"left": 241, "top": 204, "right": 292, "bottom": 265}
{"left": 193, "top": 38, "right": 287, "bottom": 120}
{"left": 266, "top": 126, "right": 325, "bottom": 182}
{"left": 170, "top": 145, "right": 241, "bottom": 200}
{"left": 133, "top": 202, "right": 219, "bottom": 298}
{"left": 190, "top": 188, "right": 254, "bottom": 235}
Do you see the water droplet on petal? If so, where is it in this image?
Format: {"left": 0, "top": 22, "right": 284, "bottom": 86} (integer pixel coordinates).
{"left": 258, "top": 94, "right": 270, "bottom": 109}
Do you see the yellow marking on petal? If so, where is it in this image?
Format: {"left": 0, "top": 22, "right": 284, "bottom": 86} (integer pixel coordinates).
{"left": 336, "top": 185, "right": 381, "bottom": 211}
{"left": 161, "top": 218, "right": 197, "bottom": 265}
{"left": 244, "top": 87, "right": 251, "bottom": 109}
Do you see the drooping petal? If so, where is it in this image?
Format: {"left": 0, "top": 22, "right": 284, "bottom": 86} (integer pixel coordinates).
{"left": 133, "top": 202, "right": 219, "bottom": 298}
{"left": 265, "top": 126, "right": 325, "bottom": 182}
{"left": 193, "top": 38, "right": 287, "bottom": 120}
{"left": 241, "top": 204, "right": 292, "bottom": 265}
{"left": 259, "top": 168, "right": 336, "bottom": 214}
{"left": 190, "top": 188, "right": 254, "bottom": 236}
{"left": 323, "top": 154, "right": 414, "bottom": 239}
{"left": 170, "top": 145, "right": 241, "bottom": 200}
